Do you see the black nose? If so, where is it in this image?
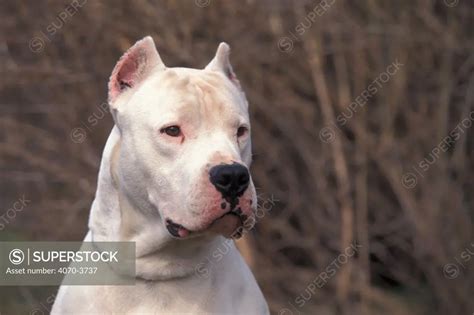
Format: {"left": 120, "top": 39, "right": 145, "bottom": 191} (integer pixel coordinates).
{"left": 209, "top": 163, "right": 250, "bottom": 198}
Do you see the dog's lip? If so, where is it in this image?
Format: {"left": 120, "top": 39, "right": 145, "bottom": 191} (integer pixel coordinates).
{"left": 165, "top": 219, "right": 190, "bottom": 238}
{"left": 165, "top": 208, "right": 252, "bottom": 239}
{"left": 207, "top": 212, "right": 243, "bottom": 239}
{"left": 215, "top": 208, "right": 247, "bottom": 226}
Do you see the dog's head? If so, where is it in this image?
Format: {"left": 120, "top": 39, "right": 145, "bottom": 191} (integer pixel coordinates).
{"left": 108, "top": 37, "right": 256, "bottom": 240}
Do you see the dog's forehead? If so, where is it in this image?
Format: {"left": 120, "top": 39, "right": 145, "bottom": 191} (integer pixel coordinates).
{"left": 138, "top": 67, "right": 248, "bottom": 119}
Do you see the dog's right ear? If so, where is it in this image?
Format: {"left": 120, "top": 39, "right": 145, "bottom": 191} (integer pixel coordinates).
{"left": 205, "top": 42, "right": 241, "bottom": 89}
{"left": 108, "top": 36, "right": 165, "bottom": 107}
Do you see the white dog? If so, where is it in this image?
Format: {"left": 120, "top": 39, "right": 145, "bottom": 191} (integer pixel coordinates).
{"left": 52, "top": 36, "right": 269, "bottom": 314}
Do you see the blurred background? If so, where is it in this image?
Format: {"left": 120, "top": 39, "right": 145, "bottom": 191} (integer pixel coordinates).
{"left": 1, "top": 0, "right": 473, "bottom": 314}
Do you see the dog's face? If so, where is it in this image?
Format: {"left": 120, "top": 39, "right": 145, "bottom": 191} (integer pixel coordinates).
{"left": 108, "top": 37, "right": 256, "bottom": 239}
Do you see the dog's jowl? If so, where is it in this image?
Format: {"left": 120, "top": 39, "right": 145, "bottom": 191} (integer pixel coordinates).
{"left": 52, "top": 36, "right": 269, "bottom": 314}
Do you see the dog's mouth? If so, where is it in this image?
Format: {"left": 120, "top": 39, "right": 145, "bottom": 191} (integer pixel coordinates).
{"left": 165, "top": 208, "right": 252, "bottom": 240}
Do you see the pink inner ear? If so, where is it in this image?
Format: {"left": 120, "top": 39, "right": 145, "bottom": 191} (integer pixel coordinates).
{"left": 108, "top": 49, "right": 142, "bottom": 103}
{"left": 118, "top": 60, "right": 137, "bottom": 88}
{"left": 224, "top": 67, "right": 234, "bottom": 80}
{"left": 225, "top": 66, "right": 241, "bottom": 88}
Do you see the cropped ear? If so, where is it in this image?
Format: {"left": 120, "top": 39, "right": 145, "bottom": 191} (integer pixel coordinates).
{"left": 108, "top": 36, "right": 165, "bottom": 106}
{"left": 205, "top": 42, "right": 241, "bottom": 88}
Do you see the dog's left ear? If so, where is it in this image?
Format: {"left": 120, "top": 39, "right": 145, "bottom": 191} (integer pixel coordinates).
{"left": 205, "top": 42, "right": 241, "bottom": 89}
{"left": 108, "top": 36, "right": 165, "bottom": 106}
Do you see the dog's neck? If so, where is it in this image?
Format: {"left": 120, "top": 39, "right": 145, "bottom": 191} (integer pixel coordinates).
{"left": 88, "top": 126, "right": 232, "bottom": 280}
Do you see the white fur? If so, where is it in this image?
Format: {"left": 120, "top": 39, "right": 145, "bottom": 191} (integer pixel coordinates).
{"left": 52, "top": 37, "right": 269, "bottom": 314}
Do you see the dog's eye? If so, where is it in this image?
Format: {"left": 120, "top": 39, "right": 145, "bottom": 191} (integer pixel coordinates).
{"left": 161, "top": 125, "right": 181, "bottom": 137}
{"left": 237, "top": 126, "right": 248, "bottom": 138}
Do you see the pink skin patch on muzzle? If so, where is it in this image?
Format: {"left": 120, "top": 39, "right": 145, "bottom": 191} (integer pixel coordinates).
{"left": 164, "top": 162, "right": 255, "bottom": 239}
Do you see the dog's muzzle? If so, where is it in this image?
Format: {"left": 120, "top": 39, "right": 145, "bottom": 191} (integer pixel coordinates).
{"left": 164, "top": 162, "right": 254, "bottom": 239}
